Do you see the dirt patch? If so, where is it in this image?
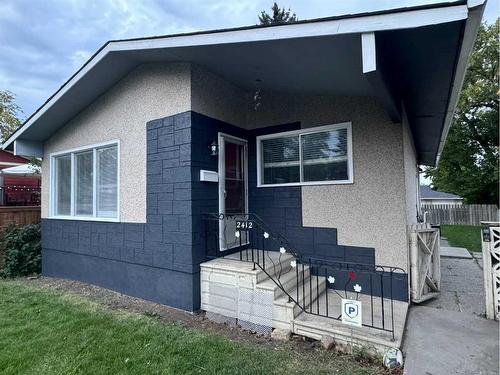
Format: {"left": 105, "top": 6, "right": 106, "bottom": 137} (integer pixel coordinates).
{"left": 20, "top": 276, "right": 400, "bottom": 374}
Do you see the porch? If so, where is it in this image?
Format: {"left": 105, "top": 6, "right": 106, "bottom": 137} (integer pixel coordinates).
{"left": 200, "top": 214, "right": 409, "bottom": 353}
{"left": 201, "top": 251, "right": 408, "bottom": 352}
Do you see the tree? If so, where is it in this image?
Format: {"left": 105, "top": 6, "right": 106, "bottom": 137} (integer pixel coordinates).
{"left": 426, "top": 20, "right": 499, "bottom": 204}
{"left": 259, "top": 2, "right": 297, "bottom": 25}
{"left": 0, "top": 90, "right": 22, "bottom": 143}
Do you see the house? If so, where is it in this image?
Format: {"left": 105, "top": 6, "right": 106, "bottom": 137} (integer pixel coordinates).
{"left": 0, "top": 150, "right": 40, "bottom": 206}
{"left": 2, "top": 1, "right": 485, "bottom": 351}
{"left": 420, "top": 185, "right": 463, "bottom": 205}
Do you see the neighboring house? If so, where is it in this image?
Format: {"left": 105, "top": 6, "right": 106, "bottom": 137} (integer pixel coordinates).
{"left": 2, "top": 1, "right": 484, "bottom": 350}
{"left": 420, "top": 185, "right": 463, "bottom": 206}
{"left": 0, "top": 150, "right": 40, "bottom": 206}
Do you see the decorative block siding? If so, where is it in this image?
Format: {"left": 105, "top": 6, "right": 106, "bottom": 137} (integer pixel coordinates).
{"left": 42, "top": 111, "right": 200, "bottom": 311}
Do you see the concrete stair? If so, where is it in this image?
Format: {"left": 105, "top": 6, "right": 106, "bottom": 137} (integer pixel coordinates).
{"left": 200, "top": 251, "right": 408, "bottom": 353}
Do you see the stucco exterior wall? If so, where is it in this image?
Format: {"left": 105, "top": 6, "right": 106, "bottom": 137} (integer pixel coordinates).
{"left": 403, "top": 108, "right": 419, "bottom": 225}
{"left": 244, "top": 93, "right": 408, "bottom": 268}
{"left": 41, "top": 63, "right": 192, "bottom": 222}
{"left": 190, "top": 65, "right": 246, "bottom": 128}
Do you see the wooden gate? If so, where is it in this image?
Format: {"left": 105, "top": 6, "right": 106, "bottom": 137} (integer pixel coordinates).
{"left": 409, "top": 225, "right": 441, "bottom": 303}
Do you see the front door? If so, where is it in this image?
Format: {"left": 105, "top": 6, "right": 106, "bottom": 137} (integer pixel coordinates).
{"left": 218, "top": 133, "right": 248, "bottom": 251}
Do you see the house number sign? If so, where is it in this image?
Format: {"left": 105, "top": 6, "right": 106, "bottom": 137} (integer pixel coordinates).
{"left": 236, "top": 221, "right": 254, "bottom": 230}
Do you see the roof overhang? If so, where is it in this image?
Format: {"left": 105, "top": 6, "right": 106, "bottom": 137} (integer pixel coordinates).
{"left": 3, "top": 0, "right": 486, "bottom": 166}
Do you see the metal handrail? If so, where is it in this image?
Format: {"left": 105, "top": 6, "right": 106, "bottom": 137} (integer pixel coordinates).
{"left": 202, "top": 212, "right": 406, "bottom": 339}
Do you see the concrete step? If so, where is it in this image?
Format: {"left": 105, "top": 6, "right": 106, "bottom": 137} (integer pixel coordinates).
{"left": 200, "top": 254, "right": 409, "bottom": 354}
{"left": 256, "top": 266, "right": 311, "bottom": 298}
{"left": 201, "top": 251, "right": 295, "bottom": 284}
{"left": 274, "top": 276, "right": 326, "bottom": 316}
{"left": 257, "top": 253, "right": 298, "bottom": 282}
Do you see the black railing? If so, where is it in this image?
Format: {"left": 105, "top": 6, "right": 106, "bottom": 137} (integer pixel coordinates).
{"left": 203, "top": 213, "right": 407, "bottom": 340}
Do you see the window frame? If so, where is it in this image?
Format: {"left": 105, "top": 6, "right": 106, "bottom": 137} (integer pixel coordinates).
{"left": 49, "top": 140, "right": 120, "bottom": 222}
{"left": 256, "top": 122, "right": 353, "bottom": 187}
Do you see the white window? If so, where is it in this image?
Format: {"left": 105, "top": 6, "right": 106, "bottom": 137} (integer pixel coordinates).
{"left": 257, "top": 123, "right": 353, "bottom": 187}
{"left": 51, "top": 141, "right": 119, "bottom": 221}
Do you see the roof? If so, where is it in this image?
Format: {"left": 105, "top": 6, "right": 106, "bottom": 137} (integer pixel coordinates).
{"left": 0, "top": 164, "right": 41, "bottom": 177}
{"left": 0, "top": 150, "right": 29, "bottom": 166}
{"left": 2, "top": 0, "right": 486, "bottom": 166}
{"left": 420, "top": 185, "right": 463, "bottom": 200}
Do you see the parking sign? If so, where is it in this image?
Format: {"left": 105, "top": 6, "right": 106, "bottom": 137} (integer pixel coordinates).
{"left": 341, "top": 299, "right": 362, "bottom": 327}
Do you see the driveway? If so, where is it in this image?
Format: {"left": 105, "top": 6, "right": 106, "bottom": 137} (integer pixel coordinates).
{"left": 403, "top": 244, "right": 499, "bottom": 375}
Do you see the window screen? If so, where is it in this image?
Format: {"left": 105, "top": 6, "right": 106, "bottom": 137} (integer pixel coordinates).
{"left": 97, "top": 145, "right": 118, "bottom": 218}
{"left": 258, "top": 124, "right": 351, "bottom": 186}
{"left": 75, "top": 151, "right": 94, "bottom": 216}
{"left": 262, "top": 136, "right": 300, "bottom": 184}
{"left": 301, "top": 128, "right": 348, "bottom": 182}
{"left": 54, "top": 155, "right": 71, "bottom": 215}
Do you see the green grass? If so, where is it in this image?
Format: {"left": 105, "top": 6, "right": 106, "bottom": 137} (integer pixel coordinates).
{"left": 0, "top": 280, "right": 385, "bottom": 375}
{"left": 440, "top": 225, "right": 482, "bottom": 252}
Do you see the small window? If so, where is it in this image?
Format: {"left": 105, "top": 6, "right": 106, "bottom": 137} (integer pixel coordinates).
{"left": 74, "top": 151, "right": 93, "bottom": 216}
{"left": 97, "top": 146, "right": 118, "bottom": 218}
{"left": 54, "top": 155, "right": 71, "bottom": 216}
{"left": 51, "top": 142, "right": 119, "bottom": 220}
{"left": 257, "top": 123, "right": 352, "bottom": 187}
{"left": 262, "top": 135, "right": 300, "bottom": 185}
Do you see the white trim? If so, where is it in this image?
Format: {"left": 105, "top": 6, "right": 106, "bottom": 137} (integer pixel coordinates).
{"left": 467, "top": 0, "right": 486, "bottom": 9}
{"left": 256, "top": 122, "right": 354, "bottom": 187}
{"left": 2, "top": 5, "right": 469, "bottom": 151}
{"left": 218, "top": 132, "right": 248, "bottom": 251}
{"left": 49, "top": 140, "right": 120, "bottom": 157}
{"left": 47, "top": 215, "right": 120, "bottom": 223}
{"left": 361, "top": 32, "right": 376, "bottom": 73}
{"left": 109, "top": 6, "right": 467, "bottom": 51}
{"left": 70, "top": 152, "right": 75, "bottom": 217}
{"left": 0, "top": 161, "right": 27, "bottom": 167}
{"left": 92, "top": 148, "right": 97, "bottom": 218}
{"left": 49, "top": 140, "right": 120, "bottom": 222}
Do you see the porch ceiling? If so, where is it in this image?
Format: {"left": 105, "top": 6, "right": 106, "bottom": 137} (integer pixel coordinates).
{"left": 127, "top": 33, "right": 371, "bottom": 96}
{"left": 3, "top": 1, "right": 485, "bottom": 166}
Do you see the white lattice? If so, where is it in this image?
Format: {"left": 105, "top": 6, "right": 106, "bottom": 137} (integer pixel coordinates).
{"left": 489, "top": 227, "right": 500, "bottom": 320}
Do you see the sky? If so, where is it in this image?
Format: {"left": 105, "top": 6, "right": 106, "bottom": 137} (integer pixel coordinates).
{"left": 0, "top": 0, "right": 498, "bottom": 119}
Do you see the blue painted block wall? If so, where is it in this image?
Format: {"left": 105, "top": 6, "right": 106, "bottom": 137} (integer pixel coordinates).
{"left": 43, "top": 112, "right": 200, "bottom": 311}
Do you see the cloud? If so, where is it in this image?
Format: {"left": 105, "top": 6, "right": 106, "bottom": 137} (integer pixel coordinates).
{"left": 0, "top": 0, "right": 494, "bottom": 119}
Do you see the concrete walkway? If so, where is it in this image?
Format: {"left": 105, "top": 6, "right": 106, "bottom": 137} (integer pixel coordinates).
{"left": 423, "top": 253, "right": 486, "bottom": 315}
{"left": 441, "top": 246, "right": 473, "bottom": 259}
{"left": 404, "top": 306, "right": 499, "bottom": 374}
{"left": 403, "top": 242, "right": 499, "bottom": 374}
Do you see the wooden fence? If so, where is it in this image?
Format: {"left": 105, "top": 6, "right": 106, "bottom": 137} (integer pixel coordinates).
{"left": 422, "top": 204, "right": 499, "bottom": 225}
{"left": 0, "top": 206, "right": 41, "bottom": 228}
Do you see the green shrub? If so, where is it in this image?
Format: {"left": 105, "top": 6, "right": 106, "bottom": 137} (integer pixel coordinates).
{"left": 0, "top": 224, "right": 41, "bottom": 278}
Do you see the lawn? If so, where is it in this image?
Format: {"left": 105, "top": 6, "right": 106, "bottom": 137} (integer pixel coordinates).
{"left": 440, "top": 225, "right": 482, "bottom": 252}
{"left": 0, "top": 280, "right": 387, "bottom": 375}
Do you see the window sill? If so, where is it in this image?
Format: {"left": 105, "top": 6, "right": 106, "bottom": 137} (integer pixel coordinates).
{"left": 48, "top": 215, "right": 120, "bottom": 223}
{"left": 257, "top": 179, "right": 354, "bottom": 188}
